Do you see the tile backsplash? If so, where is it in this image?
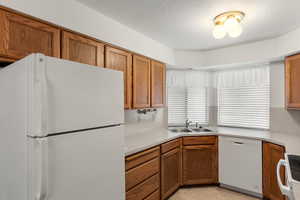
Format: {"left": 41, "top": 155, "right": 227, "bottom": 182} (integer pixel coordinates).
{"left": 270, "top": 107, "right": 300, "bottom": 135}
{"left": 124, "top": 106, "right": 300, "bottom": 136}
{"left": 124, "top": 108, "right": 167, "bottom": 136}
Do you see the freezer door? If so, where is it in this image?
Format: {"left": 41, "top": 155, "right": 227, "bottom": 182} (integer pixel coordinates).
{"left": 28, "top": 126, "right": 125, "bottom": 200}
{"left": 27, "top": 54, "right": 124, "bottom": 137}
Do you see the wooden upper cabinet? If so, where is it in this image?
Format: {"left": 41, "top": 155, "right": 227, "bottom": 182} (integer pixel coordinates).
{"left": 105, "top": 46, "right": 132, "bottom": 109}
{"left": 132, "top": 55, "right": 151, "bottom": 108}
{"left": 263, "top": 142, "right": 286, "bottom": 200}
{"left": 0, "top": 9, "right": 60, "bottom": 60}
{"left": 285, "top": 54, "right": 300, "bottom": 109}
{"left": 151, "top": 60, "right": 166, "bottom": 107}
{"left": 62, "top": 31, "right": 104, "bottom": 67}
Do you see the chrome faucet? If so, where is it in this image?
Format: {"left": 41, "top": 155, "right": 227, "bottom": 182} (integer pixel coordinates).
{"left": 185, "top": 119, "right": 192, "bottom": 128}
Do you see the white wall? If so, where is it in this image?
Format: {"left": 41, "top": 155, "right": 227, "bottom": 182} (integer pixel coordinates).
{"left": 173, "top": 50, "right": 205, "bottom": 69}
{"left": 203, "top": 38, "right": 280, "bottom": 67}
{"left": 174, "top": 27, "right": 300, "bottom": 69}
{"left": 0, "top": 0, "right": 175, "bottom": 65}
{"left": 270, "top": 61, "right": 285, "bottom": 108}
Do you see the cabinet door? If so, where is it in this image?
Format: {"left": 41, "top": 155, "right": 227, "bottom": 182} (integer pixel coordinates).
{"left": 105, "top": 46, "right": 132, "bottom": 109}
{"left": 151, "top": 60, "right": 165, "bottom": 107}
{"left": 161, "top": 148, "right": 181, "bottom": 200}
{"left": 0, "top": 9, "right": 60, "bottom": 60}
{"left": 183, "top": 145, "right": 218, "bottom": 185}
{"left": 132, "top": 55, "right": 151, "bottom": 108}
{"left": 62, "top": 31, "right": 104, "bottom": 67}
{"left": 263, "top": 142, "right": 286, "bottom": 200}
{"left": 285, "top": 54, "right": 300, "bottom": 109}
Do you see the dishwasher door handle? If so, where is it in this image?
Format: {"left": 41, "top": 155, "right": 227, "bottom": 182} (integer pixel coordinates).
{"left": 232, "top": 141, "right": 244, "bottom": 145}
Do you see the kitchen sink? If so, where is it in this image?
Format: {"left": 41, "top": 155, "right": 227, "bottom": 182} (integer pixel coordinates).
{"left": 169, "top": 128, "right": 192, "bottom": 133}
{"left": 191, "top": 128, "right": 212, "bottom": 132}
{"left": 169, "top": 127, "right": 212, "bottom": 133}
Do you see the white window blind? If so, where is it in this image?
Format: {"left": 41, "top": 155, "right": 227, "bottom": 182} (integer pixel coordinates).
{"left": 217, "top": 66, "right": 270, "bottom": 129}
{"left": 168, "top": 87, "right": 208, "bottom": 125}
{"left": 167, "top": 88, "right": 186, "bottom": 124}
{"left": 187, "top": 88, "right": 208, "bottom": 123}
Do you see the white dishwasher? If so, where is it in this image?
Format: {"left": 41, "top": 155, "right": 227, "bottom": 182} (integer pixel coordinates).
{"left": 219, "top": 136, "right": 262, "bottom": 196}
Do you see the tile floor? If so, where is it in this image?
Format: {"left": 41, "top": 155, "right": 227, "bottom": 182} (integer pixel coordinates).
{"left": 168, "top": 186, "right": 259, "bottom": 200}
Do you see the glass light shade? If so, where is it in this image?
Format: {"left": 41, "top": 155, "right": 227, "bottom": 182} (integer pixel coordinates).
{"left": 213, "top": 24, "right": 226, "bottom": 39}
{"left": 224, "top": 16, "right": 239, "bottom": 32}
{"left": 228, "top": 23, "right": 242, "bottom": 37}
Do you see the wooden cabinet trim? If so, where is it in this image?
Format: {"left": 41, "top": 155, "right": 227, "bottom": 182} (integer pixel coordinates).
{"left": 0, "top": 56, "right": 15, "bottom": 63}
{"left": 183, "top": 144, "right": 217, "bottom": 150}
{"left": 161, "top": 138, "right": 181, "bottom": 154}
{"left": 183, "top": 136, "right": 217, "bottom": 146}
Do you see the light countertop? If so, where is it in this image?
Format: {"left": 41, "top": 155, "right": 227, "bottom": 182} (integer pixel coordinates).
{"left": 124, "top": 126, "right": 300, "bottom": 156}
{"left": 124, "top": 126, "right": 300, "bottom": 200}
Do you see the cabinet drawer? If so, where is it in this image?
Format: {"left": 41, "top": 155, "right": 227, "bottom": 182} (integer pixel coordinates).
{"left": 126, "top": 146, "right": 160, "bottom": 171}
{"left": 144, "top": 190, "right": 160, "bottom": 200}
{"left": 126, "top": 174, "right": 160, "bottom": 200}
{"left": 126, "top": 157, "right": 160, "bottom": 191}
{"left": 183, "top": 136, "right": 217, "bottom": 146}
{"left": 161, "top": 138, "right": 181, "bottom": 154}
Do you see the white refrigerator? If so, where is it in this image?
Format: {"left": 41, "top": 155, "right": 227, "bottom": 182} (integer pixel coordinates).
{"left": 0, "top": 54, "right": 125, "bottom": 200}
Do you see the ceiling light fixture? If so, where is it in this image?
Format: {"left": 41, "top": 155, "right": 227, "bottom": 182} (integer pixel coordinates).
{"left": 212, "top": 11, "right": 245, "bottom": 39}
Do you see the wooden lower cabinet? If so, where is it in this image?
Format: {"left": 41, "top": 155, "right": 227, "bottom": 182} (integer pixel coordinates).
{"left": 182, "top": 136, "right": 218, "bottom": 185}
{"left": 124, "top": 137, "right": 290, "bottom": 200}
{"left": 126, "top": 174, "right": 160, "bottom": 200}
{"left": 125, "top": 146, "right": 160, "bottom": 200}
{"left": 144, "top": 190, "right": 160, "bottom": 200}
{"left": 263, "top": 142, "right": 286, "bottom": 200}
{"left": 161, "top": 139, "right": 182, "bottom": 200}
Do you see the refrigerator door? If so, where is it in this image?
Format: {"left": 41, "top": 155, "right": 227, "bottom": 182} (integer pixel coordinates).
{"left": 27, "top": 54, "right": 124, "bottom": 137}
{"left": 28, "top": 126, "right": 125, "bottom": 200}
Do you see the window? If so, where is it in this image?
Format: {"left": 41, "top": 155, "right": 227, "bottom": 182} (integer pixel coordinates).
{"left": 167, "top": 87, "right": 208, "bottom": 125}
{"left": 167, "top": 70, "right": 211, "bottom": 126}
{"left": 217, "top": 66, "right": 270, "bottom": 129}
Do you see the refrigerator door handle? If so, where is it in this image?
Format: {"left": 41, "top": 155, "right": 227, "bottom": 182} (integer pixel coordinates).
{"left": 40, "top": 56, "right": 49, "bottom": 135}
{"left": 35, "top": 138, "right": 49, "bottom": 200}
{"left": 31, "top": 55, "right": 49, "bottom": 137}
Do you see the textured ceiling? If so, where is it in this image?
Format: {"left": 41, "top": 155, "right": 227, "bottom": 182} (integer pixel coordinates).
{"left": 76, "top": 0, "right": 300, "bottom": 50}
